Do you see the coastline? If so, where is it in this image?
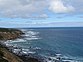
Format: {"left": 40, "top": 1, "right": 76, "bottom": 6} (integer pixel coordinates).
{"left": 0, "top": 28, "right": 82, "bottom": 62}
{"left": 0, "top": 28, "right": 42, "bottom": 62}
{"left": 0, "top": 28, "right": 24, "bottom": 62}
{"left": 0, "top": 43, "right": 23, "bottom": 62}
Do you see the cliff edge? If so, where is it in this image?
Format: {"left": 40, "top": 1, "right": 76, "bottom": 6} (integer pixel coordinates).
{"left": 0, "top": 28, "right": 24, "bottom": 62}
{"left": 0, "top": 28, "right": 24, "bottom": 40}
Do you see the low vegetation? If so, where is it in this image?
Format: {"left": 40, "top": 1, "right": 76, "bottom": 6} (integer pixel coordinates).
{"left": 0, "top": 28, "right": 24, "bottom": 40}
{"left": 0, "top": 28, "right": 23, "bottom": 62}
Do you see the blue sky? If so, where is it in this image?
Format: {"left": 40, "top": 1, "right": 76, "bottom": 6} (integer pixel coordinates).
{"left": 0, "top": 0, "right": 83, "bottom": 28}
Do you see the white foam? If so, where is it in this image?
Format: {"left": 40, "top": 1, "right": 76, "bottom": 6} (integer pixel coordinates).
{"left": 63, "top": 55, "right": 83, "bottom": 61}
{"left": 62, "top": 60, "right": 74, "bottom": 62}
{"left": 5, "top": 43, "right": 13, "bottom": 47}
{"left": 56, "top": 54, "right": 62, "bottom": 56}
{"left": 27, "top": 31, "right": 39, "bottom": 35}
{"left": 28, "top": 51, "right": 36, "bottom": 54}
{"left": 43, "top": 54, "right": 83, "bottom": 62}
{"left": 10, "top": 39, "right": 26, "bottom": 43}
{"left": 22, "top": 30, "right": 41, "bottom": 41}
{"left": 22, "top": 34, "right": 30, "bottom": 37}
{"left": 33, "top": 47, "right": 41, "bottom": 50}
{"left": 25, "top": 38, "right": 40, "bottom": 40}
{"left": 13, "top": 49, "right": 22, "bottom": 54}
{"left": 22, "top": 49, "right": 29, "bottom": 51}
{"left": 22, "top": 51, "right": 27, "bottom": 54}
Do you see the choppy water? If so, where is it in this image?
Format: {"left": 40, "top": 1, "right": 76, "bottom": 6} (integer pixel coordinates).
{"left": 4, "top": 27, "right": 83, "bottom": 62}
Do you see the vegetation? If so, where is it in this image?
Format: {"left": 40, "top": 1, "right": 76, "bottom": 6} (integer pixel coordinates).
{"left": 0, "top": 35, "right": 3, "bottom": 40}
{"left": 0, "top": 44, "right": 8, "bottom": 62}
{"left": 0, "top": 28, "right": 41, "bottom": 62}
{"left": 0, "top": 28, "right": 24, "bottom": 40}
{"left": 0, "top": 28, "right": 20, "bottom": 32}
{"left": 0, "top": 28, "right": 23, "bottom": 62}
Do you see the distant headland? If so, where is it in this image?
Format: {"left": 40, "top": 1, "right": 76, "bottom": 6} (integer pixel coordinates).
{"left": 0, "top": 28, "right": 24, "bottom": 40}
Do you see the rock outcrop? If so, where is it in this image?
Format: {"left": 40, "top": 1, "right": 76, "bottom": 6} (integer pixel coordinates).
{"left": 0, "top": 44, "right": 23, "bottom": 62}
{"left": 0, "top": 28, "right": 24, "bottom": 62}
{"left": 0, "top": 28, "right": 41, "bottom": 62}
{"left": 0, "top": 28, "right": 24, "bottom": 40}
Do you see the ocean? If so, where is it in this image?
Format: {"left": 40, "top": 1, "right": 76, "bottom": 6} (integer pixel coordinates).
{"left": 4, "top": 27, "right": 83, "bottom": 62}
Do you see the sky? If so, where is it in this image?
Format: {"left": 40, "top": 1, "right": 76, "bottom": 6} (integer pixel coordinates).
{"left": 0, "top": 0, "right": 83, "bottom": 28}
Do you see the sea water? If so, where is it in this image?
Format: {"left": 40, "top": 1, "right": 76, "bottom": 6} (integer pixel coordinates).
{"left": 4, "top": 27, "right": 83, "bottom": 62}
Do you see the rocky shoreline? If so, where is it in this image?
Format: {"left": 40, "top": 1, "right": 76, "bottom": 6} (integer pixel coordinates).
{"left": 0, "top": 28, "right": 41, "bottom": 62}
{"left": 0, "top": 28, "right": 76, "bottom": 62}
{"left": 0, "top": 28, "right": 24, "bottom": 40}
{"left": 0, "top": 43, "right": 23, "bottom": 62}
{"left": 0, "top": 28, "right": 24, "bottom": 62}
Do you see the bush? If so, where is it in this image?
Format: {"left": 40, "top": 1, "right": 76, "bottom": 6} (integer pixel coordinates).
{"left": 0, "top": 35, "right": 3, "bottom": 40}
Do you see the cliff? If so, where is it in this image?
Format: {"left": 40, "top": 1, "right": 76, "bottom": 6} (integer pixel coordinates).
{"left": 0, "top": 44, "right": 23, "bottom": 62}
{"left": 0, "top": 28, "right": 24, "bottom": 40}
{"left": 0, "top": 28, "right": 41, "bottom": 62}
{"left": 0, "top": 28, "right": 24, "bottom": 62}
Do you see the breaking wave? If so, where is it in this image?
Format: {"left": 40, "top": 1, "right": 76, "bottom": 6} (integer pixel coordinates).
{"left": 3, "top": 29, "right": 83, "bottom": 62}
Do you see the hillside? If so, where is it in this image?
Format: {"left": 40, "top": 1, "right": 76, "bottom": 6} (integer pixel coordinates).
{"left": 0, "top": 28, "right": 24, "bottom": 62}
{"left": 0, "top": 28, "right": 24, "bottom": 40}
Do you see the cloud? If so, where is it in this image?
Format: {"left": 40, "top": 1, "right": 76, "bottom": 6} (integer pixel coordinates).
{"left": 49, "top": 0, "right": 75, "bottom": 13}
{"left": 0, "top": 20, "right": 83, "bottom": 28}
{"left": 0, "top": 0, "right": 47, "bottom": 18}
{"left": 61, "top": 0, "right": 83, "bottom": 14}
{"left": 0, "top": 0, "right": 83, "bottom": 18}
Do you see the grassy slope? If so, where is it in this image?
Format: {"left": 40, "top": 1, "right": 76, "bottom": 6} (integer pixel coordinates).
{"left": 0, "top": 44, "right": 8, "bottom": 62}
{"left": 0, "top": 28, "right": 20, "bottom": 32}
{"left": 0, "top": 28, "right": 23, "bottom": 40}
{"left": 0, "top": 44, "right": 23, "bottom": 62}
{"left": 0, "top": 28, "right": 23, "bottom": 62}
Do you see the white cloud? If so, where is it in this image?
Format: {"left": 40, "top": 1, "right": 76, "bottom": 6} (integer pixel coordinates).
{"left": 0, "top": 0, "right": 83, "bottom": 18}
{"left": 0, "top": 0, "right": 47, "bottom": 18}
{"left": 49, "top": 0, "right": 75, "bottom": 13}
